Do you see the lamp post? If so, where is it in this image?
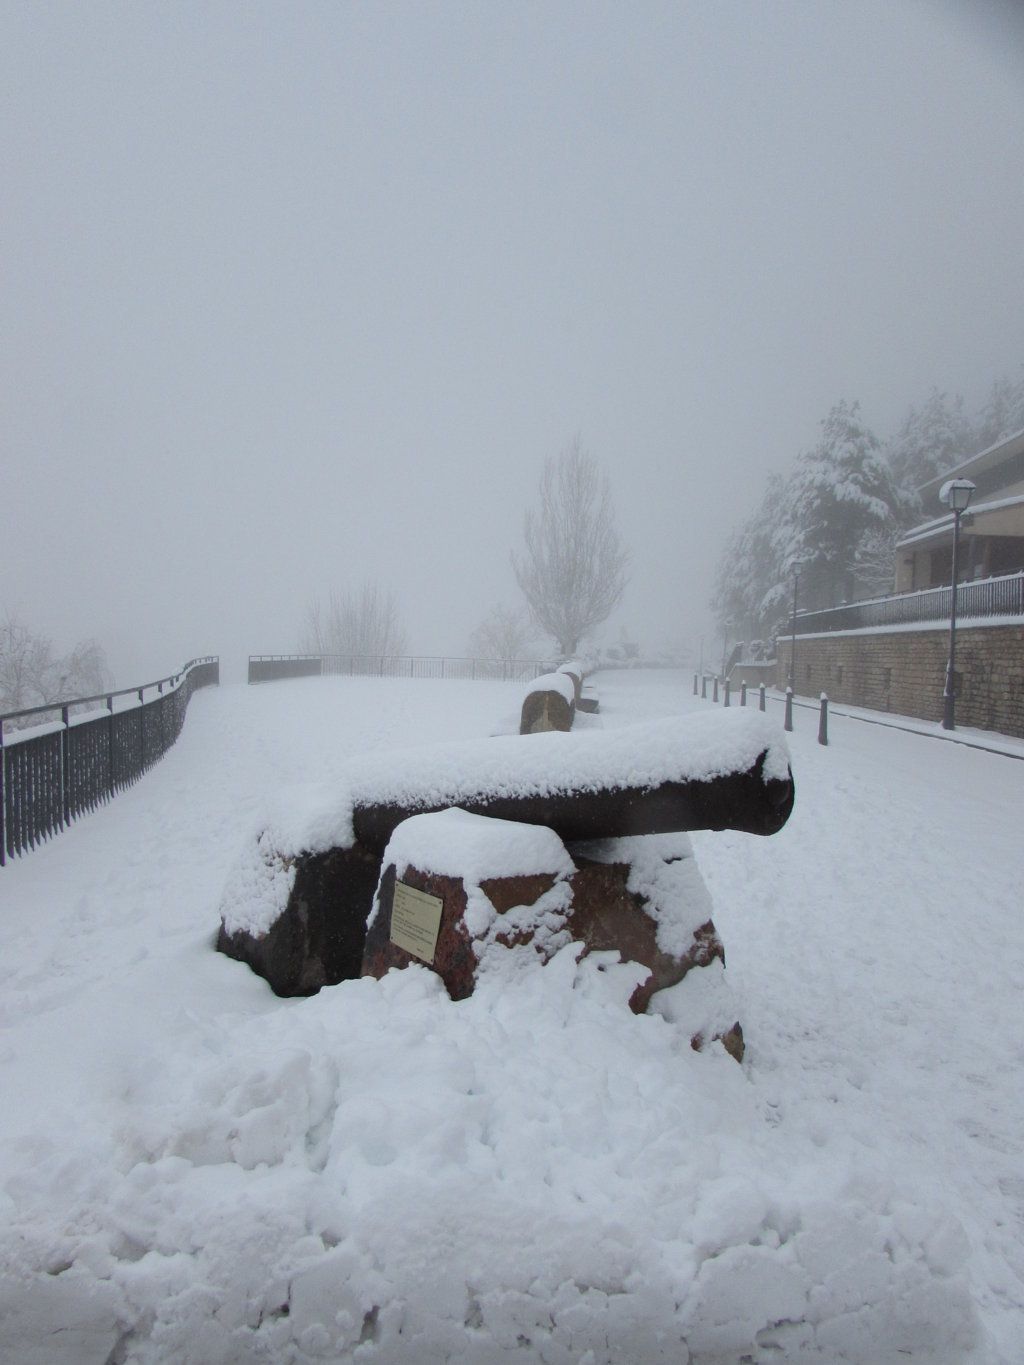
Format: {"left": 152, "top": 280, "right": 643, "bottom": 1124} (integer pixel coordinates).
{"left": 940, "top": 478, "right": 976, "bottom": 730}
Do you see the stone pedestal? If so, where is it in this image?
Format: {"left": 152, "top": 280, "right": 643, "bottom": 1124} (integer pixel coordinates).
{"left": 360, "top": 810, "right": 743, "bottom": 1057}
{"left": 218, "top": 841, "right": 381, "bottom": 998}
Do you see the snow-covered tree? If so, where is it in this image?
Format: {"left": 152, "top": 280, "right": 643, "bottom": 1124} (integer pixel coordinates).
{"left": 0, "top": 612, "right": 110, "bottom": 715}
{"left": 512, "top": 437, "right": 629, "bottom": 656}
{"left": 885, "top": 388, "right": 971, "bottom": 521}
{"left": 852, "top": 524, "right": 903, "bottom": 600}
{"left": 468, "top": 604, "right": 537, "bottom": 664}
{"left": 301, "top": 583, "right": 407, "bottom": 658}
{"left": 974, "top": 369, "right": 1024, "bottom": 452}
{"left": 787, "top": 400, "right": 895, "bottom": 609}
{"left": 711, "top": 472, "right": 794, "bottom": 641}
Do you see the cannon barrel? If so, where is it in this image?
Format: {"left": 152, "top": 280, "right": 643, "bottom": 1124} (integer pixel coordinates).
{"left": 348, "top": 710, "right": 793, "bottom": 850}
{"left": 353, "top": 753, "right": 791, "bottom": 850}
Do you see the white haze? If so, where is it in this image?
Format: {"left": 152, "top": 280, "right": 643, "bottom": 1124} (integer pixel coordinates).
{"left": 2, "top": 0, "right": 1024, "bottom": 685}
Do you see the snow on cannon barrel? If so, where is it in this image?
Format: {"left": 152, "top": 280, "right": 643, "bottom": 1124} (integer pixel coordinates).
{"left": 519, "top": 670, "right": 577, "bottom": 734}
{"left": 217, "top": 709, "right": 794, "bottom": 1018}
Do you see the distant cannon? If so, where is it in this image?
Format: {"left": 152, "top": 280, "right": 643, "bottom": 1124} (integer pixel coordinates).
{"left": 217, "top": 710, "right": 793, "bottom": 1005}
{"left": 519, "top": 671, "right": 576, "bottom": 733}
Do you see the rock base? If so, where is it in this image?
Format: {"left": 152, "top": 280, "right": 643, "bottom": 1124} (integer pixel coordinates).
{"left": 360, "top": 813, "right": 743, "bottom": 1056}
{"left": 218, "top": 841, "right": 381, "bottom": 997}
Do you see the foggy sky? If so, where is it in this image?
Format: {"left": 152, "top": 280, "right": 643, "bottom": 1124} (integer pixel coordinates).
{"left": 3, "top": 0, "right": 1024, "bottom": 685}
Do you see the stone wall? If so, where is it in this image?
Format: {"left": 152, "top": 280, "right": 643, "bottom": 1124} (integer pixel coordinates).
{"left": 777, "top": 624, "right": 1024, "bottom": 737}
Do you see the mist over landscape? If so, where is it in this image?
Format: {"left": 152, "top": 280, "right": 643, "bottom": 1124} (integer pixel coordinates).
{"left": 3, "top": 0, "right": 1024, "bottom": 686}
{"left": 5, "top": 7, "right": 1024, "bottom": 1359}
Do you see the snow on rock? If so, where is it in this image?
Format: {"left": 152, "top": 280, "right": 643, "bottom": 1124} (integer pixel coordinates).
{"left": 364, "top": 810, "right": 578, "bottom": 998}
{"left": 364, "top": 813, "right": 739, "bottom": 1026}
{"left": 380, "top": 806, "right": 576, "bottom": 887}
{"left": 218, "top": 827, "right": 296, "bottom": 939}
{"left": 571, "top": 832, "right": 713, "bottom": 959}
{"left": 651, "top": 958, "right": 744, "bottom": 1054}
{"left": 373, "top": 807, "right": 575, "bottom": 959}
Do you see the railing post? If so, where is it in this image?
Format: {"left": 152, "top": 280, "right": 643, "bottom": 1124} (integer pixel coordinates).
{"left": 138, "top": 688, "right": 145, "bottom": 773}
{"left": 759, "top": 682, "right": 766, "bottom": 712}
{"left": 61, "top": 705, "right": 71, "bottom": 829}
{"left": 723, "top": 679, "right": 730, "bottom": 707}
{"left": 784, "top": 686, "right": 794, "bottom": 732}
{"left": 818, "top": 693, "right": 829, "bottom": 746}
{"left": 0, "top": 724, "right": 5, "bottom": 867}
{"left": 107, "top": 695, "right": 115, "bottom": 797}
{"left": 712, "top": 676, "right": 719, "bottom": 703}
{"left": 740, "top": 681, "right": 747, "bottom": 707}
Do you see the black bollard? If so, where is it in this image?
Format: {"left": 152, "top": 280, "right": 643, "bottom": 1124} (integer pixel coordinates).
{"left": 693, "top": 672, "right": 699, "bottom": 695}
{"left": 712, "top": 676, "right": 719, "bottom": 703}
{"left": 740, "top": 681, "right": 747, "bottom": 707}
{"left": 784, "top": 687, "right": 794, "bottom": 732}
{"left": 701, "top": 675, "right": 707, "bottom": 699}
{"left": 723, "top": 680, "right": 731, "bottom": 707}
{"left": 818, "top": 693, "right": 829, "bottom": 746}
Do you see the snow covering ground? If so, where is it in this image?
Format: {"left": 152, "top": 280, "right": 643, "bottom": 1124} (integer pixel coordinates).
{"left": 0, "top": 670, "right": 1021, "bottom": 1364}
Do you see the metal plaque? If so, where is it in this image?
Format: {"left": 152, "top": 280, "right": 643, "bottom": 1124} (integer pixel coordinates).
{"left": 390, "top": 880, "right": 443, "bottom": 964}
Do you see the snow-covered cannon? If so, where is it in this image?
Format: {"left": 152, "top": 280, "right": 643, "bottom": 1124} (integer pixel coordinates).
{"left": 217, "top": 710, "right": 793, "bottom": 1024}
{"left": 519, "top": 671, "right": 577, "bottom": 733}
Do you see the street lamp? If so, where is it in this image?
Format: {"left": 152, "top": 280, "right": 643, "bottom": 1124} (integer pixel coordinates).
{"left": 939, "top": 477, "right": 976, "bottom": 730}
{"left": 787, "top": 558, "right": 810, "bottom": 692}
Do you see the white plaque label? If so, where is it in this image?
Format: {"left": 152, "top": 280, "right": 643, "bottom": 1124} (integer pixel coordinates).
{"left": 390, "top": 880, "right": 443, "bottom": 964}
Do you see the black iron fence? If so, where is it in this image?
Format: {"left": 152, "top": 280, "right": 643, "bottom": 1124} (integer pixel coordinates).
{"left": 1, "top": 656, "right": 219, "bottom": 865}
{"left": 789, "top": 571, "right": 1024, "bottom": 636}
{"left": 248, "top": 654, "right": 551, "bottom": 685}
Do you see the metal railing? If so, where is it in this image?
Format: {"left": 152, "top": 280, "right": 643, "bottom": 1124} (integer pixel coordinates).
{"left": 1, "top": 656, "right": 219, "bottom": 865}
{"left": 789, "top": 571, "right": 1024, "bottom": 636}
{"left": 248, "top": 653, "right": 552, "bottom": 685}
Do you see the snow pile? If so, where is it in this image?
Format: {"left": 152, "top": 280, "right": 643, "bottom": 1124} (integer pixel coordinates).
{"left": 0, "top": 950, "right": 982, "bottom": 1363}
{"left": 1, "top": 670, "right": 1012, "bottom": 1362}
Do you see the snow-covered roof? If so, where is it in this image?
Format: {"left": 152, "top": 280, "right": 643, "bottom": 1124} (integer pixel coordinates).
{"left": 896, "top": 492, "right": 1024, "bottom": 550}
{"left": 916, "top": 425, "right": 1024, "bottom": 498}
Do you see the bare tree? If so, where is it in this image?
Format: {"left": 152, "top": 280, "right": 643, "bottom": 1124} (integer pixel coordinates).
{"left": 468, "top": 604, "right": 537, "bottom": 664}
{"left": 0, "top": 612, "right": 109, "bottom": 715}
{"left": 512, "top": 437, "right": 629, "bottom": 656}
{"left": 301, "top": 582, "right": 407, "bottom": 658}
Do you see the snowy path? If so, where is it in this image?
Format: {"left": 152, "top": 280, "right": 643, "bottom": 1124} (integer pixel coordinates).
{"left": 0, "top": 671, "right": 1020, "bottom": 1363}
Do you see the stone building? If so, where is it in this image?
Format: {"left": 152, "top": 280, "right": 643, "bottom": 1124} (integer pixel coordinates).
{"left": 765, "top": 428, "right": 1024, "bottom": 738}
